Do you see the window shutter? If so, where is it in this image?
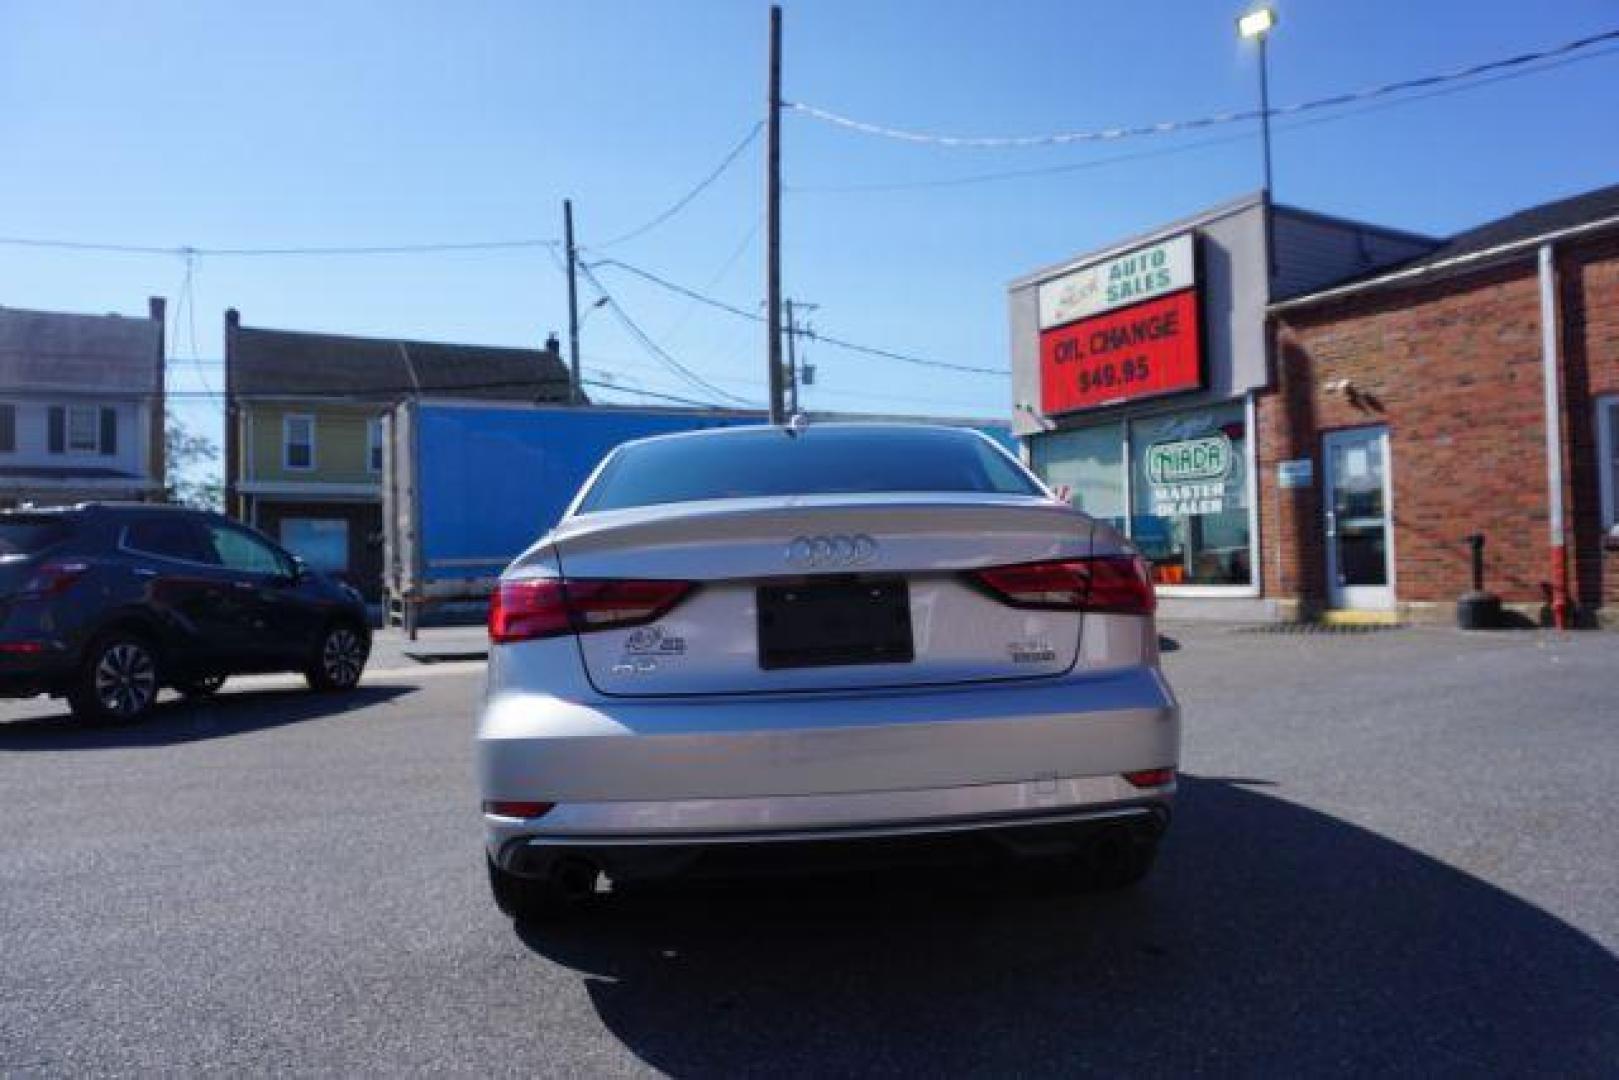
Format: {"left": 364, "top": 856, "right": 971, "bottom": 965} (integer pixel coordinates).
{"left": 0, "top": 404, "right": 14, "bottom": 454}
{"left": 48, "top": 407, "right": 65, "bottom": 454}
{"left": 100, "top": 407, "right": 117, "bottom": 456}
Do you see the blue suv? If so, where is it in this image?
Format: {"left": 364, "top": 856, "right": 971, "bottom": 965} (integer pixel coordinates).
{"left": 0, "top": 503, "right": 370, "bottom": 723}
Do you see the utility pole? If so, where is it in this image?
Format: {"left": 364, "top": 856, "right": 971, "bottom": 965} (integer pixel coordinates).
{"left": 564, "top": 199, "right": 582, "bottom": 405}
{"left": 784, "top": 299, "right": 798, "bottom": 415}
{"left": 765, "top": 4, "right": 785, "bottom": 424}
{"left": 782, "top": 299, "right": 819, "bottom": 415}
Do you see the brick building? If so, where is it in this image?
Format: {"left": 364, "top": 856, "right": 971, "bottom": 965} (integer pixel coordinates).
{"left": 1008, "top": 183, "right": 1619, "bottom": 627}
{"left": 1265, "top": 186, "right": 1619, "bottom": 626}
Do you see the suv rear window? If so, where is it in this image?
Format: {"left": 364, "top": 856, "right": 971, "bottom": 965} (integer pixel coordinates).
{"left": 0, "top": 516, "right": 70, "bottom": 555}
{"left": 578, "top": 426, "right": 1040, "bottom": 513}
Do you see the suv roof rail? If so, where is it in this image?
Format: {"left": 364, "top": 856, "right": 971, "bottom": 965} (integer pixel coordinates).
{"left": 75, "top": 501, "right": 209, "bottom": 513}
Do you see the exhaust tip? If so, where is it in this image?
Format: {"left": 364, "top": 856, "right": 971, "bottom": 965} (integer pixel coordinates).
{"left": 550, "top": 856, "right": 600, "bottom": 900}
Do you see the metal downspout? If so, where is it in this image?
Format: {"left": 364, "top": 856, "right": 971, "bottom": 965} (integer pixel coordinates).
{"left": 1538, "top": 243, "right": 1571, "bottom": 630}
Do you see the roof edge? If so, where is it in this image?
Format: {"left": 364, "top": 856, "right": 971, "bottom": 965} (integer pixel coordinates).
{"left": 232, "top": 320, "right": 556, "bottom": 358}
{"left": 1271, "top": 211, "right": 1619, "bottom": 314}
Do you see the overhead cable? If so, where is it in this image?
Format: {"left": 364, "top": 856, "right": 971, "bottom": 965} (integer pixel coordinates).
{"left": 789, "top": 41, "right": 1619, "bottom": 193}
{"left": 588, "top": 257, "right": 1008, "bottom": 377}
{"left": 0, "top": 236, "right": 559, "bottom": 258}
{"left": 594, "top": 121, "right": 766, "bottom": 248}
{"left": 573, "top": 260, "right": 759, "bottom": 406}
{"left": 787, "top": 26, "right": 1619, "bottom": 148}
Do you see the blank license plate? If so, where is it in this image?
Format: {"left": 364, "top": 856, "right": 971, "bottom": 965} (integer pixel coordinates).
{"left": 757, "top": 579, "right": 914, "bottom": 670}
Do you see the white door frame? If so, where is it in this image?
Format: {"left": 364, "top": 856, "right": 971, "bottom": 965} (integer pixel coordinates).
{"left": 1322, "top": 426, "right": 1396, "bottom": 611}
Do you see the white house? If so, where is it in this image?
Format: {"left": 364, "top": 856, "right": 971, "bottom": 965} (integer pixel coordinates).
{"left": 0, "top": 298, "right": 167, "bottom": 508}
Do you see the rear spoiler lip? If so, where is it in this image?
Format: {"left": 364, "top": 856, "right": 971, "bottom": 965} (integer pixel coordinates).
{"left": 551, "top": 492, "right": 1080, "bottom": 546}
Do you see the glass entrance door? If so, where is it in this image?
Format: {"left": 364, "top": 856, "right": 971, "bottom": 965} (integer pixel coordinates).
{"left": 1323, "top": 427, "right": 1394, "bottom": 610}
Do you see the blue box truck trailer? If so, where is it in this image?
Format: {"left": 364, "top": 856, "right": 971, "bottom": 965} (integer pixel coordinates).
{"left": 380, "top": 400, "right": 1017, "bottom": 635}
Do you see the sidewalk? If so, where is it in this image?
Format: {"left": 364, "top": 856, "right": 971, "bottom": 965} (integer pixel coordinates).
{"left": 370, "top": 625, "right": 489, "bottom": 667}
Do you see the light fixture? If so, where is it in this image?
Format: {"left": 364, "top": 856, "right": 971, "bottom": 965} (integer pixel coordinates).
{"left": 1237, "top": 7, "right": 1276, "bottom": 39}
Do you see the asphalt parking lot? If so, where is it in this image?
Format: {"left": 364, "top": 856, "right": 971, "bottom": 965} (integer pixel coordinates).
{"left": 2, "top": 625, "right": 1615, "bottom": 1076}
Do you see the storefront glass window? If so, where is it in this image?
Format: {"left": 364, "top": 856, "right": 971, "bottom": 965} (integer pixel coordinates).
{"left": 1128, "top": 402, "right": 1250, "bottom": 586}
{"left": 1028, "top": 422, "right": 1125, "bottom": 533}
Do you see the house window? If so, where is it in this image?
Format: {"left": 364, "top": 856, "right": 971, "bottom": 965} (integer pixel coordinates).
{"left": 0, "top": 404, "right": 14, "bottom": 454}
{"left": 284, "top": 414, "right": 315, "bottom": 471}
{"left": 49, "top": 404, "right": 116, "bottom": 456}
{"left": 368, "top": 417, "right": 384, "bottom": 473}
{"left": 1599, "top": 395, "right": 1619, "bottom": 533}
{"left": 67, "top": 406, "right": 99, "bottom": 453}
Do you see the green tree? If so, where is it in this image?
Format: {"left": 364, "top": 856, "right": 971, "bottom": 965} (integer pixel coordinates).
{"left": 164, "top": 414, "right": 223, "bottom": 509}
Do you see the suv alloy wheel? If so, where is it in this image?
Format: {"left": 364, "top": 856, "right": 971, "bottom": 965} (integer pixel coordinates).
{"left": 306, "top": 623, "right": 368, "bottom": 692}
{"left": 70, "top": 634, "right": 161, "bottom": 724}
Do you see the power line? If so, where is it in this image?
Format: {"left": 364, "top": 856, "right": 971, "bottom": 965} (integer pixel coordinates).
{"left": 7, "top": 30, "right": 1613, "bottom": 262}
{"left": 651, "top": 213, "right": 765, "bottom": 342}
{"left": 802, "top": 327, "right": 1006, "bottom": 377}
{"left": 573, "top": 260, "right": 759, "bottom": 406}
{"left": 0, "top": 236, "right": 559, "bottom": 258}
{"left": 789, "top": 42, "right": 1619, "bottom": 194}
{"left": 787, "top": 26, "right": 1619, "bottom": 148}
{"left": 591, "top": 257, "right": 762, "bottom": 322}
{"left": 579, "top": 377, "right": 736, "bottom": 409}
{"left": 584, "top": 351, "right": 997, "bottom": 411}
{"left": 588, "top": 257, "right": 1009, "bottom": 376}
{"left": 594, "top": 121, "right": 766, "bottom": 249}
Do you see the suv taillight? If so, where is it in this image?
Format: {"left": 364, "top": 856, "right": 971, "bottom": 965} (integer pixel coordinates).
{"left": 488, "top": 577, "right": 694, "bottom": 643}
{"left": 20, "top": 561, "right": 90, "bottom": 599}
{"left": 968, "top": 556, "right": 1156, "bottom": 616}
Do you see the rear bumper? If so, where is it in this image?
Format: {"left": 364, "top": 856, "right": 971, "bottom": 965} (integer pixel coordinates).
{"left": 0, "top": 644, "right": 74, "bottom": 697}
{"left": 479, "top": 664, "right": 1178, "bottom": 804}
{"left": 496, "top": 800, "right": 1171, "bottom": 883}
{"left": 479, "top": 664, "right": 1180, "bottom": 876}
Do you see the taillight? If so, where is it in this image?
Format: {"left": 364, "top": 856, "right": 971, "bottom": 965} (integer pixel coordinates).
{"left": 488, "top": 577, "right": 693, "bottom": 643}
{"left": 969, "top": 556, "right": 1155, "bottom": 615}
{"left": 489, "top": 579, "right": 571, "bottom": 642}
{"left": 1123, "top": 767, "right": 1176, "bottom": 789}
{"left": 20, "top": 562, "right": 89, "bottom": 599}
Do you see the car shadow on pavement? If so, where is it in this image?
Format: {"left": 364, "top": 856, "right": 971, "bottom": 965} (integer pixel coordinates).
{"left": 517, "top": 776, "right": 1619, "bottom": 1076}
{"left": 0, "top": 685, "right": 413, "bottom": 751}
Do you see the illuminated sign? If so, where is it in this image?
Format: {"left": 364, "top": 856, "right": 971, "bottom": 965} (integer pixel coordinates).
{"left": 1038, "top": 287, "right": 1203, "bottom": 415}
{"left": 1037, "top": 233, "right": 1195, "bottom": 330}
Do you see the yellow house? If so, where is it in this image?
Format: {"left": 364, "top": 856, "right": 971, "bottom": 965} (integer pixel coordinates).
{"left": 224, "top": 311, "right": 574, "bottom": 597}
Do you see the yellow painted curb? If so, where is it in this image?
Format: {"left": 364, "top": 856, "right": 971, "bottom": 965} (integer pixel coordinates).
{"left": 1319, "top": 610, "right": 1403, "bottom": 627}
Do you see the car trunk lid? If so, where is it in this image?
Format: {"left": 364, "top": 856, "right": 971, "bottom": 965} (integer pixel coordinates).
{"left": 546, "top": 493, "right": 1094, "bottom": 697}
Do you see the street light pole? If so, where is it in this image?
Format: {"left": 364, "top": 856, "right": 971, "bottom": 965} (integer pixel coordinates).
{"left": 1256, "top": 32, "right": 1273, "bottom": 200}
{"left": 1238, "top": 7, "right": 1278, "bottom": 279}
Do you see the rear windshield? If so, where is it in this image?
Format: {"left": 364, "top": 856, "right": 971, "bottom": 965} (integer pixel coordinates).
{"left": 0, "top": 516, "right": 71, "bottom": 555}
{"left": 578, "top": 426, "right": 1040, "bottom": 513}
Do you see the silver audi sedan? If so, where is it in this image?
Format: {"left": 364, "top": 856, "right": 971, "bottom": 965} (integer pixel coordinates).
{"left": 478, "top": 423, "right": 1179, "bottom": 920}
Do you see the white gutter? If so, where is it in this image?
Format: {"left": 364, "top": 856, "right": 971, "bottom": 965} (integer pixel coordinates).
{"left": 1538, "top": 243, "right": 1572, "bottom": 630}
{"left": 1272, "top": 211, "right": 1619, "bottom": 312}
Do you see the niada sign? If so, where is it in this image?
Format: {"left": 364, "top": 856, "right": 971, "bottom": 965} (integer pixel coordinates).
{"left": 1147, "top": 433, "right": 1231, "bottom": 485}
{"left": 1146, "top": 433, "right": 1235, "bottom": 518}
{"left": 1038, "top": 233, "right": 1195, "bottom": 330}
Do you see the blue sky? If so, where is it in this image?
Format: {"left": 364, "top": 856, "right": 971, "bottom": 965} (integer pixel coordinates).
{"left": 2, "top": 0, "right": 1617, "bottom": 469}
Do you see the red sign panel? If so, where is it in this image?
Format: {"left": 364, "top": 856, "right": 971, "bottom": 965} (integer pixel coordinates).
{"left": 1039, "top": 288, "right": 1203, "bottom": 415}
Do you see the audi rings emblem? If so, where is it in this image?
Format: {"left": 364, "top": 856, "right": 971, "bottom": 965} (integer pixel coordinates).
{"left": 785, "top": 533, "right": 879, "bottom": 569}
